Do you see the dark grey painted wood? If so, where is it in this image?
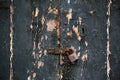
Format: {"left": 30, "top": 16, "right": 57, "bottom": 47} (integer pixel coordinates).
{"left": 0, "top": 0, "right": 120, "bottom": 80}
{"left": 110, "top": 0, "right": 120, "bottom": 80}
{"left": 0, "top": 1, "right": 10, "bottom": 80}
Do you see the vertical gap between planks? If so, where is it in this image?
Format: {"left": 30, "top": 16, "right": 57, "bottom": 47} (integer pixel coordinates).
{"left": 10, "top": 0, "right": 14, "bottom": 80}
{"left": 106, "top": 0, "right": 112, "bottom": 80}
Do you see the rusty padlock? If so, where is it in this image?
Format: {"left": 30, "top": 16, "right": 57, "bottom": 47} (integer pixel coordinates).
{"left": 65, "top": 49, "right": 78, "bottom": 63}
{"left": 48, "top": 48, "right": 78, "bottom": 63}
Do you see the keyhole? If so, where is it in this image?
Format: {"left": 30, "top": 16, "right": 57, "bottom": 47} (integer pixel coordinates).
{"left": 82, "top": 27, "right": 85, "bottom": 34}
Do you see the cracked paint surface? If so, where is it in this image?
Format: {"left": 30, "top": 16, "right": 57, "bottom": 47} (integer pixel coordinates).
{"left": 0, "top": 0, "right": 119, "bottom": 80}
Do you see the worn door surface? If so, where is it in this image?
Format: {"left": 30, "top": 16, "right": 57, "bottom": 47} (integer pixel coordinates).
{"left": 0, "top": 0, "right": 120, "bottom": 80}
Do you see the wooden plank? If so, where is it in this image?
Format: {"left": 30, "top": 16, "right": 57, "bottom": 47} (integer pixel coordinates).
{"left": 0, "top": 0, "right": 118, "bottom": 80}
{"left": 0, "top": 5, "right": 10, "bottom": 80}
{"left": 60, "top": 0, "right": 107, "bottom": 80}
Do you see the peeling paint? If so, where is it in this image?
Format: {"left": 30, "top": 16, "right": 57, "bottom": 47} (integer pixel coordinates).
{"left": 78, "top": 46, "right": 81, "bottom": 50}
{"left": 35, "top": 7, "right": 39, "bottom": 17}
{"left": 30, "top": 24, "right": 33, "bottom": 29}
{"left": 44, "top": 50, "right": 47, "bottom": 55}
{"left": 57, "top": 71, "right": 63, "bottom": 80}
{"left": 33, "top": 41, "right": 36, "bottom": 50}
{"left": 67, "top": 0, "right": 70, "bottom": 4}
{"left": 85, "top": 41, "right": 88, "bottom": 47}
{"left": 32, "top": 51, "right": 35, "bottom": 58}
{"left": 81, "top": 53, "right": 88, "bottom": 62}
{"left": 67, "top": 31, "right": 72, "bottom": 38}
{"left": 106, "top": 0, "right": 112, "bottom": 80}
{"left": 10, "top": 0, "right": 14, "bottom": 80}
{"left": 77, "top": 52, "right": 81, "bottom": 57}
{"left": 78, "top": 17, "right": 82, "bottom": 25}
{"left": 72, "top": 25, "right": 82, "bottom": 41}
{"left": 71, "top": 45, "right": 76, "bottom": 52}
{"left": 45, "top": 35, "right": 48, "bottom": 40}
{"left": 41, "top": 15, "right": 45, "bottom": 30}
{"left": 43, "top": 78, "right": 46, "bottom": 80}
{"left": 27, "top": 76, "right": 31, "bottom": 80}
{"left": 38, "top": 42, "right": 41, "bottom": 50}
{"left": 41, "top": 35, "right": 44, "bottom": 41}
{"left": 48, "top": 6, "right": 58, "bottom": 14}
{"left": 37, "top": 61, "right": 44, "bottom": 69}
{"left": 46, "top": 20, "right": 58, "bottom": 32}
{"left": 89, "top": 10, "right": 94, "bottom": 15}
{"left": 39, "top": 53, "right": 42, "bottom": 58}
{"left": 32, "top": 72, "right": 36, "bottom": 78}
{"left": 66, "top": 8, "right": 72, "bottom": 24}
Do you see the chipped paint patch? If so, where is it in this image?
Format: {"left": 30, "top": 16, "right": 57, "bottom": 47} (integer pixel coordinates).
{"left": 44, "top": 50, "right": 47, "bottom": 55}
{"left": 78, "top": 17, "right": 82, "bottom": 25}
{"left": 32, "top": 7, "right": 39, "bottom": 19}
{"left": 43, "top": 78, "right": 46, "bottom": 80}
{"left": 78, "top": 46, "right": 81, "bottom": 50}
{"left": 72, "top": 25, "right": 82, "bottom": 41}
{"left": 38, "top": 61, "right": 44, "bottom": 69}
{"left": 32, "top": 51, "right": 35, "bottom": 59}
{"left": 71, "top": 45, "right": 76, "bottom": 52}
{"left": 66, "top": 8, "right": 72, "bottom": 24}
{"left": 57, "top": 71, "right": 63, "bottom": 80}
{"left": 41, "top": 35, "right": 44, "bottom": 42}
{"left": 46, "top": 20, "right": 58, "bottom": 32}
{"left": 35, "top": 7, "right": 39, "bottom": 17}
{"left": 81, "top": 53, "right": 88, "bottom": 62}
{"left": 85, "top": 41, "right": 88, "bottom": 46}
{"left": 41, "top": 15, "right": 45, "bottom": 29}
{"left": 67, "top": 0, "right": 70, "bottom": 4}
{"left": 77, "top": 52, "right": 81, "bottom": 57}
{"left": 30, "top": 24, "right": 33, "bottom": 29}
{"left": 38, "top": 42, "right": 41, "bottom": 50}
{"left": 32, "top": 72, "right": 36, "bottom": 78}
{"left": 27, "top": 76, "right": 31, "bottom": 80}
{"left": 48, "top": 6, "right": 58, "bottom": 14}
{"left": 67, "top": 31, "right": 72, "bottom": 38}
{"left": 45, "top": 35, "right": 48, "bottom": 40}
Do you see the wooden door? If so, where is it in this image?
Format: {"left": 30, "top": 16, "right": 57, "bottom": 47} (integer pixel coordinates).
{"left": 0, "top": 0, "right": 120, "bottom": 80}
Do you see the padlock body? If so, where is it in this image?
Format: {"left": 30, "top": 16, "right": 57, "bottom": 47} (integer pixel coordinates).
{"left": 68, "top": 53, "right": 78, "bottom": 62}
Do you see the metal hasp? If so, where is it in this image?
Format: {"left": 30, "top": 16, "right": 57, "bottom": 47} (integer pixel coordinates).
{"left": 48, "top": 48, "right": 78, "bottom": 63}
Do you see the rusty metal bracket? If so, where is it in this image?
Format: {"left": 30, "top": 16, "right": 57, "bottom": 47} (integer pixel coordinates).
{"left": 48, "top": 48, "right": 78, "bottom": 63}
